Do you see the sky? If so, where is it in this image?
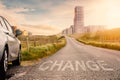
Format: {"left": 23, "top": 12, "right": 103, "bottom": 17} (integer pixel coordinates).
{"left": 0, "top": 0, "right": 120, "bottom": 35}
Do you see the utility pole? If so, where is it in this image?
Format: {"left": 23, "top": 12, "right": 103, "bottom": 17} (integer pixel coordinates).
{"left": 26, "top": 36, "right": 29, "bottom": 52}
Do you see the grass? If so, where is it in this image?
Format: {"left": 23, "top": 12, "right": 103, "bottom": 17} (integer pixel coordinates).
{"left": 77, "top": 39, "right": 120, "bottom": 50}
{"left": 21, "top": 36, "right": 66, "bottom": 61}
{"left": 72, "top": 28, "right": 120, "bottom": 51}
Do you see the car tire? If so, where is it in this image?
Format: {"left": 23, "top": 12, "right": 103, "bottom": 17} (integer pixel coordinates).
{"left": 0, "top": 48, "right": 8, "bottom": 80}
{"left": 12, "top": 50, "right": 21, "bottom": 66}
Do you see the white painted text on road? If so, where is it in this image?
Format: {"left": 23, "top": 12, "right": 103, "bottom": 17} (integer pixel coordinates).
{"left": 39, "top": 60, "right": 114, "bottom": 71}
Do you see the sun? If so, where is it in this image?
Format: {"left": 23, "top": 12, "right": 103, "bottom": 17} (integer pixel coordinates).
{"left": 106, "top": 0, "right": 120, "bottom": 29}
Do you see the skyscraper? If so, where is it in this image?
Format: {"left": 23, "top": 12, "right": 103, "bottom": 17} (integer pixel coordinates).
{"left": 61, "top": 6, "right": 105, "bottom": 35}
{"left": 74, "top": 6, "right": 84, "bottom": 33}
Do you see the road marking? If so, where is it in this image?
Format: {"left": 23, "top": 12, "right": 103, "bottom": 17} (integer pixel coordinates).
{"left": 86, "top": 61, "right": 100, "bottom": 71}
{"left": 97, "top": 60, "right": 114, "bottom": 71}
{"left": 39, "top": 60, "right": 114, "bottom": 71}
{"left": 39, "top": 60, "right": 53, "bottom": 71}
{"left": 61, "top": 61, "right": 74, "bottom": 71}
{"left": 50, "top": 60, "right": 64, "bottom": 71}
{"left": 75, "top": 60, "right": 86, "bottom": 71}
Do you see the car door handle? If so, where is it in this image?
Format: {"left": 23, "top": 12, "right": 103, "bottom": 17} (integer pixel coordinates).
{"left": 5, "top": 32, "right": 15, "bottom": 38}
{"left": 5, "top": 32, "right": 9, "bottom": 35}
{"left": 2, "top": 29, "right": 9, "bottom": 35}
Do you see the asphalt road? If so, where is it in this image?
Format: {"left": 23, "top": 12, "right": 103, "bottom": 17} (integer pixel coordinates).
{"left": 8, "top": 37, "right": 120, "bottom": 80}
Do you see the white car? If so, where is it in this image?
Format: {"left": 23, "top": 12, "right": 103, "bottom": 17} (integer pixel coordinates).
{"left": 0, "top": 16, "right": 22, "bottom": 80}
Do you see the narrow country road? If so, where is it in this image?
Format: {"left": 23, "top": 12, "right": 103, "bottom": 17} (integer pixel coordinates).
{"left": 8, "top": 37, "right": 120, "bottom": 80}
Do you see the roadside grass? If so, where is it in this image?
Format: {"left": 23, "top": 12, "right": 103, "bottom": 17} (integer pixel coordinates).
{"left": 21, "top": 37, "right": 66, "bottom": 61}
{"left": 72, "top": 28, "right": 120, "bottom": 51}
{"left": 77, "top": 39, "right": 120, "bottom": 51}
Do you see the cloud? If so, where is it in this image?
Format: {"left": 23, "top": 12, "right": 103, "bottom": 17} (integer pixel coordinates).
{"left": 1, "top": 0, "right": 120, "bottom": 35}
{"left": 24, "top": 0, "right": 77, "bottom": 29}
{"left": 0, "top": 0, "right": 67, "bottom": 35}
{"left": 0, "top": 0, "right": 81, "bottom": 32}
{"left": 0, "top": 2, "right": 26, "bottom": 26}
{"left": 0, "top": 1, "right": 62, "bottom": 35}
{"left": 20, "top": 24, "right": 62, "bottom": 35}
{"left": 11, "top": 8, "right": 35, "bottom": 13}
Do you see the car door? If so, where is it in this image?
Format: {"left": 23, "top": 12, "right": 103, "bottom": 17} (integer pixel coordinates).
{"left": 3, "top": 18, "right": 19, "bottom": 61}
{"left": 0, "top": 17, "right": 8, "bottom": 60}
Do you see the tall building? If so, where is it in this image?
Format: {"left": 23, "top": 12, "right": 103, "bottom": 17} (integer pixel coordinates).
{"left": 61, "top": 6, "right": 106, "bottom": 35}
{"left": 74, "top": 6, "right": 84, "bottom": 33}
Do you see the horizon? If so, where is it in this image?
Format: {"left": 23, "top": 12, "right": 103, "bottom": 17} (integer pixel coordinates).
{"left": 0, "top": 0, "right": 120, "bottom": 35}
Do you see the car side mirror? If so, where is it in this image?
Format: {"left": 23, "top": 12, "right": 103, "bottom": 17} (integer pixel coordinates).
{"left": 15, "top": 29, "right": 22, "bottom": 37}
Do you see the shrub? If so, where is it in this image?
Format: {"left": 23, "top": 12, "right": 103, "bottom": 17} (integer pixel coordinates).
{"left": 78, "top": 39, "right": 120, "bottom": 51}
{"left": 21, "top": 38, "right": 66, "bottom": 61}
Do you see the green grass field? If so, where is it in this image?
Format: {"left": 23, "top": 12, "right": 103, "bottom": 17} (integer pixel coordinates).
{"left": 19, "top": 35, "right": 66, "bottom": 61}
{"left": 72, "top": 28, "right": 120, "bottom": 51}
{"left": 77, "top": 39, "right": 120, "bottom": 50}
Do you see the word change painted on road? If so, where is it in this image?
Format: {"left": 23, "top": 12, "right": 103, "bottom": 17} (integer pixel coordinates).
{"left": 39, "top": 60, "right": 114, "bottom": 71}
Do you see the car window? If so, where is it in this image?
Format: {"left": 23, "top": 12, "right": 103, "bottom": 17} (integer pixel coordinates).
{"left": 0, "top": 17, "right": 8, "bottom": 30}
{"left": 0, "top": 21, "right": 2, "bottom": 28}
{"left": 4, "top": 19, "right": 13, "bottom": 34}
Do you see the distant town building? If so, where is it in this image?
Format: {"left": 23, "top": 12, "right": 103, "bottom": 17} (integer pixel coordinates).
{"left": 61, "top": 6, "right": 106, "bottom": 35}
{"left": 62, "top": 28, "right": 68, "bottom": 35}
{"left": 22, "top": 30, "right": 28, "bottom": 36}
{"left": 74, "top": 6, "right": 84, "bottom": 33}
{"left": 22, "top": 30, "right": 32, "bottom": 36}
{"left": 28, "top": 32, "right": 32, "bottom": 36}
{"left": 71, "top": 25, "right": 74, "bottom": 34}
{"left": 66, "top": 29, "right": 68, "bottom": 34}
{"left": 67, "top": 25, "right": 73, "bottom": 34}
{"left": 62, "top": 30, "right": 65, "bottom": 35}
{"left": 85, "top": 25, "right": 105, "bottom": 33}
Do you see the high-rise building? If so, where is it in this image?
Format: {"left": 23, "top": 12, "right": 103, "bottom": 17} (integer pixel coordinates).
{"left": 61, "top": 6, "right": 106, "bottom": 35}
{"left": 74, "top": 6, "right": 84, "bottom": 33}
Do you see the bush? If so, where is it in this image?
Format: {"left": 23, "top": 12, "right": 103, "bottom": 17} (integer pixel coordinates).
{"left": 21, "top": 38, "right": 66, "bottom": 61}
{"left": 76, "top": 28, "right": 120, "bottom": 51}
{"left": 78, "top": 39, "right": 120, "bottom": 51}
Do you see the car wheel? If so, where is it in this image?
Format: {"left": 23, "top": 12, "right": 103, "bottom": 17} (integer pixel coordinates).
{"left": 0, "top": 48, "right": 8, "bottom": 80}
{"left": 12, "top": 50, "right": 21, "bottom": 66}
